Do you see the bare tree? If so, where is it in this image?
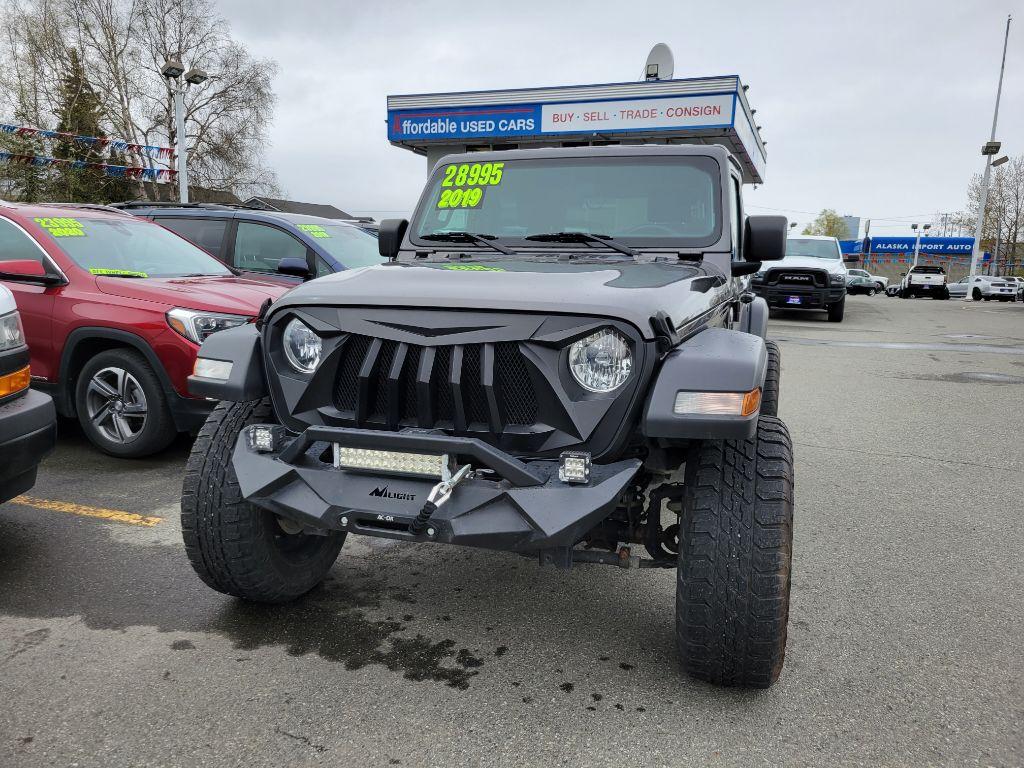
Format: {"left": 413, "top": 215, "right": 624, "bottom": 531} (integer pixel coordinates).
{"left": 0, "top": 0, "right": 280, "bottom": 201}
{"left": 955, "top": 156, "right": 1024, "bottom": 273}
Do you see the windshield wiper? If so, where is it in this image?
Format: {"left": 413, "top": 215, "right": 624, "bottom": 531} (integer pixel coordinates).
{"left": 420, "top": 231, "right": 513, "bottom": 255}
{"left": 524, "top": 232, "right": 637, "bottom": 258}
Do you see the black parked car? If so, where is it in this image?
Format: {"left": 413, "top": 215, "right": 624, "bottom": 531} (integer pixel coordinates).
{"left": 182, "top": 145, "right": 796, "bottom": 688}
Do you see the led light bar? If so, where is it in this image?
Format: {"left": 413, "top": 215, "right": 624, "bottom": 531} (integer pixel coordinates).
{"left": 673, "top": 389, "right": 761, "bottom": 417}
{"left": 193, "top": 357, "right": 233, "bottom": 380}
{"left": 333, "top": 446, "right": 447, "bottom": 479}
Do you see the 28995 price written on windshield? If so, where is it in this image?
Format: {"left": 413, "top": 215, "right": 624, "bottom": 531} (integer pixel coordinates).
{"left": 437, "top": 162, "right": 503, "bottom": 209}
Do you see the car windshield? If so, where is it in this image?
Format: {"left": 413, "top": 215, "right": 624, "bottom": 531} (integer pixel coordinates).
{"left": 785, "top": 238, "right": 841, "bottom": 260}
{"left": 34, "top": 215, "right": 231, "bottom": 278}
{"left": 291, "top": 221, "right": 382, "bottom": 269}
{"left": 411, "top": 155, "right": 722, "bottom": 249}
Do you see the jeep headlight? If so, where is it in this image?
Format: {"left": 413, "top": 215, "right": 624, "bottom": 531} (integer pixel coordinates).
{"left": 282, "top": 318, "right": 322, "bottom": 373}
{"left": 568, "top": 329, "right": 632, "bottom": 393}
{"left": 830, "top": 273, "right": 846, "bottom": 285}
{"left": 167, "top": 308, "right": 249, "bottom": 344}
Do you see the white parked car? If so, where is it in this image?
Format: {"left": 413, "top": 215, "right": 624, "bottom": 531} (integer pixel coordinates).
{"left": 899, "top": 265, "right": 949, "bottom": 299}
{"left": 847, "top": 268, "right": 888, "bottom": 291}
{"left": 1001, "top": 276, "right": 1024, "bottom": 300}
{"left": 947, "top": 275, "right": 1018, "bottom": 302}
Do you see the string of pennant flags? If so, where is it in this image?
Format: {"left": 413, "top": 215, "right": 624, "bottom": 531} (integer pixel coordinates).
{"left": 0, "top": 123, "right": 174, "bottom": 159}
{"left": 0, "top": 151, "right": 177, "bottom": 182}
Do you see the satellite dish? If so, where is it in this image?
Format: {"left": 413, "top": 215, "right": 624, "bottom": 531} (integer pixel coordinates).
{"left": 643, "top": 43, "right": 674, "bottom": 81}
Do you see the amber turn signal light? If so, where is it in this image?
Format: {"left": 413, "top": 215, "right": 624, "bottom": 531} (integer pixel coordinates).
{"left": 0, "top": 365, "right": 31, "bottom": 398}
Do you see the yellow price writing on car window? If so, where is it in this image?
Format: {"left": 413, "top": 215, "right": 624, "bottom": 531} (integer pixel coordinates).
{"left": 297, "top": 224, "right": 331, "bottom": 239}
{"left": 437, "top": 187, "right": 485, "bottom": 209}
{"left": 34, "top": 216, "right": 85, "bottom": 237}
{"left": 441, "top": 162, "right": 504, "bottom": 188}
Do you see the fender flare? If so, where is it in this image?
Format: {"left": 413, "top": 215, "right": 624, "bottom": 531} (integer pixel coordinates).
{"left": 188, "top": 322, "right": 267, "bottom": 401}
{"left": 642, "top": 327, "right": 767, "bottom": 441}
{"left": 738, "top": 296, "right": 769, "bottom": 339}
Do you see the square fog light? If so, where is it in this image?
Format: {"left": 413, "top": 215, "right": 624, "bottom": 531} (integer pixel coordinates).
{"left": 247, "top": 424, "right": 286, "bottom": 453}
{"left": 558, "top": 450, "right": 591, "bottom": 484}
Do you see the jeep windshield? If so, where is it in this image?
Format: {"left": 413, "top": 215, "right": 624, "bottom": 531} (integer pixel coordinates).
{"left": 785, "top": 238, "right": 841, "bottom": 260}
{"left": 36, "top": 216, "right": 232, "bottom": 278}
{"left": 411, "top": 155, "right": 722, "bottom": 250}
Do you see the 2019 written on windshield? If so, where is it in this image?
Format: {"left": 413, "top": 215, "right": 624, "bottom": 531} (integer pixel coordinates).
{"left": 437, "top": 162, "right": 504, "bottom": 209}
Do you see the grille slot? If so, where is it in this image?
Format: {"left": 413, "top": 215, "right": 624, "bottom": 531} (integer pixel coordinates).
{"left": 331, "top": 334, "right": 538, "bottom": 433}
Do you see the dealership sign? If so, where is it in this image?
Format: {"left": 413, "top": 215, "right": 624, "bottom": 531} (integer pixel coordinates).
{"left": 841, "top": 237, "right": 978, "bottom": 255}
{"left": 389, "top": 93, "right": 734, "bottom": 142}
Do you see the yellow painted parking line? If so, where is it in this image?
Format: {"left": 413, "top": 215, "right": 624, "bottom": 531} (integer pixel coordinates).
{"left": 11, "top": 496, "right": 163, "bottom": 527}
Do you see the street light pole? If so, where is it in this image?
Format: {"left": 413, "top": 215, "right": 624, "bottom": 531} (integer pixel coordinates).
{"left": 964, "top": 14, "right": 1012, "bottom": 300}
{"left": 173, "top": 88, "right": 189, "bottom": 204}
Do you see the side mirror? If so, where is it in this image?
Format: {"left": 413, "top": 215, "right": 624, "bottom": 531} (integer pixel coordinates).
{"left": 731, "top": 261, "right": 761, "bottom": 277}
{"left": 0, "top": 259, "right": 62, "bottom": 285}
{"left": 743, "top": 216, "right": 787, "bottom": 262}
{"left": 276, "top": 257, "right": 312, "bottom": 280}
{"left": 378, "top": 218, "right": 409, "bottom": 259}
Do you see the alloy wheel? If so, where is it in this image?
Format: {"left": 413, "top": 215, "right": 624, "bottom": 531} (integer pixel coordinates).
{"left": 85, "top": 366, "right": 148, "bottom": 443}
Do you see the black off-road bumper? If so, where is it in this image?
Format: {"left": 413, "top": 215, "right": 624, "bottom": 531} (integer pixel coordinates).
{"left": 0, "top": 389, "right": 57, "bottom": 503}
{"left": 751, "top": 283, "right": 845, "bottom": 309}
{"left": 232, "top": 425, "right": 642, "bottom": 555}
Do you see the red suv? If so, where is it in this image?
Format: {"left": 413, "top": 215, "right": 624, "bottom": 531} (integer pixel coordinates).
{"left": 0, "top": 203, "right": 288, "bottom": 457}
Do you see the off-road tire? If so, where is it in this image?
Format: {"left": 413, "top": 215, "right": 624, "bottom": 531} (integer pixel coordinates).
{"left": 827, "top": 297, "right": 845, "bottom": 322}
{"left": 676, "top": 416, "right": 794, "bottom": 688}
{"left": 74, "top": 348, "right": 176, "bottom": 458}
{"left": 761, "top": 340, "right": 781, "bottom": 418}
{"left": 181, "top": 399, "right": 346, "bottom": 603}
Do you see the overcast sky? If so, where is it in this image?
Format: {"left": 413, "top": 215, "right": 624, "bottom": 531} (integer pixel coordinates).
{"left": 217, "top": 0, "right": 1021, "bottom": 237}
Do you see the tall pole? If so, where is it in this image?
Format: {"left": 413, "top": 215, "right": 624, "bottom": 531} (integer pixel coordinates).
{"left": 912, "top": 226, "right": 922, "bottom": 270}
{"left": 174, "top": 88, "right": 189, "bottom": 204}
{"left": 964, "top": 14, "right": 1012, "bottom": 299}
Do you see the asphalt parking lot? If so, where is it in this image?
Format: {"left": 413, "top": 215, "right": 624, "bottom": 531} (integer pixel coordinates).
{"left": 1, "top": 295, "right": 1022, "bottom": 768}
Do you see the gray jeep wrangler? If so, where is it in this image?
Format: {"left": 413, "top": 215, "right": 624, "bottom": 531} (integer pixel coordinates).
{"left": 182, "top": 145, "right": 794, "bottom": 688}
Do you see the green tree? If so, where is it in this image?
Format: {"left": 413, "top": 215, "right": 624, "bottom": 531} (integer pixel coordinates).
{"left": 49, "top": 48, "right": 134, "bottom": 202}
{"left": 0, "top": 88, "right": 47, "bottom": 201}
{"left": 802, "top": 209, "right": 849, "bottom": 238}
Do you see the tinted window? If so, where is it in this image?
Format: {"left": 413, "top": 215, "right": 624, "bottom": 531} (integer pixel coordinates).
{"left": 412, "top": 156, "right": 722, "bottom": 249}
{"left": 234, "top": 222, "right": 306, "bottom": 272}
{"left": 33, "top": 216, "right": 230, "bottom": 277}
{"left": 291, "top": 222, "right": 382, "bottom": 270}
{"left": 0, "top": 217, "right": 46, "bottom": 263}
{"left": 157, "top": 217, "right": 228, "bottom": 258}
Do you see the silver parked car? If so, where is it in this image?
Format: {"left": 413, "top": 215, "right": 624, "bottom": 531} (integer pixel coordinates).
{"left": 947, "top": 275, "right": 1018, "bottom": 302}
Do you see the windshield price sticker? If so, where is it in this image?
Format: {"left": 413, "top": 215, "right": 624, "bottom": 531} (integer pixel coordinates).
{"left": 35, "top": 216, "right": 85, "bottom": 237}
{"left": 89, "top": 268, "right": 149, "bottom": 278}
{"left": 297, "top": 224, "right": 331, "bottom": 239}
{"left": 441, "top": 162, "right": 504, "bottom": 188}
{"left": 437, "top": 187, "right": 484, "bottom": 209}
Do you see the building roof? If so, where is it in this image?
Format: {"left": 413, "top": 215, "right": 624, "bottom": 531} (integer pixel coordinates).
{"left": 243, "top": 196, "right": 354, "bottom": 219}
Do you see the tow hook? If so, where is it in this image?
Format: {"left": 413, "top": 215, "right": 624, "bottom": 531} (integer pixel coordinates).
{"left": 409, "top": 462, "right": 471, "bottom": 536}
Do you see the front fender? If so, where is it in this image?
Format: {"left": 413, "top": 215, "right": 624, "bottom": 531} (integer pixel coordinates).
{"left": 642, "top": 328, "right": 767, "bottom": 441}
{"left": 187, "top": 322, "right": 267, "bottom": 401}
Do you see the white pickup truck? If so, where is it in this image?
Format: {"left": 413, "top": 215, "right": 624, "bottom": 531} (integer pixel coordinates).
{"left": 899, "top": 265, "right": 949, "bottom": 300}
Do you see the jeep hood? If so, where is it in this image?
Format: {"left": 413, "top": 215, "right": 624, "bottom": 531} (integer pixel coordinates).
{"left": 267, "top": 259, "right": 728, "bottom": 339}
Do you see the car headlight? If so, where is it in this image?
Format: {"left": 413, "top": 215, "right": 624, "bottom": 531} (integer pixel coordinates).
{"left": 569, "top": 329, "right": 632, "bottom": 393}
{"left": 830, "top": 273, "right": 846, "bottom": 284}
{"left": 0, "top": 310, "right": 26, "bottom": 351}
{"left": 166, "top": 307, "right": 250, "bottom": 344}
{"left": 282, "top": 318, "right": 322, "bottom": 374}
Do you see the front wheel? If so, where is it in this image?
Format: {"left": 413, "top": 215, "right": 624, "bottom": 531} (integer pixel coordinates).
{"left": 867, "top": 288, "right": 876, "bottom": 296}
{"left": 761, "top": 340, "right": 781, "bottom": 417}
{"left": 676, "top": 416, "right": 794, "bottom": 688}
{"left": 827, "top": 297, "right": 845, "bottom": 322}
{"left": 181, "top": 399, "right": 346, "bottom": 603}
{"left": 74, "top": 348, "right": 176, "bottom": 458}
